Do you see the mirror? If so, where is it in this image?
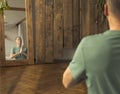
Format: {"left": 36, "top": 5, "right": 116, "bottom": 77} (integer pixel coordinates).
{"left": 4, "top": 0, "right": 28, "bottom": 60}
{"left": 0, "top": 0, "right": 34, "bottom": 66}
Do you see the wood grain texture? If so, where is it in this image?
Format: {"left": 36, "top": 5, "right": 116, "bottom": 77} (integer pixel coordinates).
{"left": 45, "top": 0, "right": 54, "bottom": 62}
{"left": 88, "top": 0, "right": 97, "bottom": 35}
{"left": 73, "top": 0, "right": 80, "bottom": 47}
{"left": 35, "top": 0, "right": 46, "bottom": 63}
{"left": 35, "top": 0, "right": 83, "bottom": 62}
{"left": 1, "top": 0, "right": 108, "bottom": 64}
{"left": 80, "top": 0, "right": 89, "bottom": 38}
{"left": 54, "top": 0, "right": 63, "bottom": 59}
{"left": 0, "top": 63, "right": 87, "bottom": 94}
{"left": 63, "top": 0, "right": 73, "bottom": 48}
{"left": 26, "top": 0, "right": 34, "bottom": 64}
{"left": 80, "top": 0, "right": 106, "bottom": 37}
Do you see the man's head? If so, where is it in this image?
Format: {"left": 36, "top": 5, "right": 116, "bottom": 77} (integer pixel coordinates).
{"left": 15, "top": 36, "right": 22, "bottom": 46}
{"left": 105, "top": 0, "right": 120, "bottom": 19}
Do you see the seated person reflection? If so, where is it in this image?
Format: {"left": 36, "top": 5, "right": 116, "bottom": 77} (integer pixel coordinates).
{"left": 9, "top": 36, "right": 27, "bottom": 60}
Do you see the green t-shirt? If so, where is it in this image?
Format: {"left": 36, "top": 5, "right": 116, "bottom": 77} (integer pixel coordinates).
{"left": 10, "top": 47, "right": 27, "bottom": 60}
{"left": 69, "top": 30, "right": 120, "bottom": 94}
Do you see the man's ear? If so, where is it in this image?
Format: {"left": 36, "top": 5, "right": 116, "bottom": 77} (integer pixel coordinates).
{"left": 104, "top": 4, "right": 109, "bottom": 16}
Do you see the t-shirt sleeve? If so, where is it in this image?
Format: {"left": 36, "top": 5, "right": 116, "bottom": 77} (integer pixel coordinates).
{"left": 24, "top": 48, "right": 27, "bottom": 54}
{"left": 69, "top": 38, "right": 86, "bottom": 81}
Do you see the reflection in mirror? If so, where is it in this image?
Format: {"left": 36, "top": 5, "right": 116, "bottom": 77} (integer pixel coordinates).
{"left": 4, "top": 0, "right": 28, "bottom": 60}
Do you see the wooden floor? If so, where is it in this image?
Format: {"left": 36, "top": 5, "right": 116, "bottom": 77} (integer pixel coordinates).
{"left": 0, "top": 63, "right": 87, "bottom": 94}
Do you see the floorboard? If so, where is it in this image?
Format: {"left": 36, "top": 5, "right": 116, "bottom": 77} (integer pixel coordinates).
{"left": 0, "top": 63, "right": 87, "bottom": 94}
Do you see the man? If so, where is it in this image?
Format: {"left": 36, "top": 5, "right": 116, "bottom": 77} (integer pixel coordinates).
{"left": 62, "top": 0, "right": 120, "bottom": 94}
{"left": 9, "top": 36, "right": 27, "bottom": 60}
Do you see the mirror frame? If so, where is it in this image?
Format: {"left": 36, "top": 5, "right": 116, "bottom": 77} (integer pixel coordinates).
{"left": 0, "top": 0, "right": 34, "bottom": 66}
{"left": 0, "top": 5, "right": 5, "bottom": 66}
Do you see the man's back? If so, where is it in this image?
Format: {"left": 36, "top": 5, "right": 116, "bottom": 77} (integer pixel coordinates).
{"left": 83, "top": 30, "right": 120, "bottom": 94}
{"left": 63, "top": 0, "right": 120, "bottom": 93}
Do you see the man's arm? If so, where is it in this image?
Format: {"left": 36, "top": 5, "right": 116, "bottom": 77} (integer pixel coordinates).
{"left": 20, "top": 47, "right": 27, "bottom": 57}
{"left": 9, "top": 52, "right": 20, "bottom": 59}
{"left": 9, "top": 48, "right": 20, "bottom": 59}
{"left": 21, "top": 52, "right": 27, "bottom": 57}
{"left": 62, "top": 37, "right": 87, "bottom": 88}
{"left": 63, "top": 67, "right": 76, "bottom": 88}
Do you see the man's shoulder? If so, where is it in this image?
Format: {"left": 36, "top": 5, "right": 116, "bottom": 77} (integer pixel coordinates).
{"left": 81, "top": 33, "right": 105, "bottom": 47}
{"left": 12, "top": 47, "right": 18, "bottom": 49}
{"left": 11, "top": 47, "right": 16, "bottom": 50}
{"left": 86, "top": 33, "right": 104, "bottom": 40}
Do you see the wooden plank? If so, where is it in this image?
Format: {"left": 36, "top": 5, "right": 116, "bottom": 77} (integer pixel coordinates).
{"left": 26, "top": 0, "right": 34, "bottom": 64}
{"left": 80, "top": 0, "right": 83, "bottom": 39}
{"left": 45, "top": 0, "right": 54, "bottom": 62}
{"left": 0, "top": 12, "right": 2, "bottom": 61}
{"left": 0, "top": 63, "right": 87, "bottom": 94}
{"left": 54, "top": 0, "right": 63, "bottom": 59}
{"left": 0, "top": 0, "right": 5, "bottom": 66}
{"left": 80, "top": 0, "right": 82, "bottom": 39}
{"left": 16, "top": 18, "right": 26, "bottom": 26}
{"left": 35, "top": 0, "right": 45, "bottom": 63}
{"left": 88, "top": 0, "right": 98, "bottom": 35}
{"left": 87, "top": 0, "right": 108, "bottom": 35}
{"left": 63, "top": 0, "right": 73, "bottom": 48}
{"left": 0, "top": 12, "right": 3, "bottom": 65}
{"left": 85, "top": 0, "right": 91, "bottom": 36}
{"left": 4, "top": 60, "right": 28, "bottom": 66}
{"left": 7, "top": 7, "right": 25, "bottom": 11}
{"left": 80, "top": 0, "right": 98, "bottom": 36}
{"left": 73, "top": 0, "right": 80, "bottom": 47}
{"left": 80, "top": 0, "right": 90, "bottom": 38}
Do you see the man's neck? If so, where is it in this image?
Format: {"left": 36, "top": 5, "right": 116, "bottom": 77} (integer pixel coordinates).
{"left": 110, "top": 25, "right": 120, "bottom": 31}
{"left": 16, "top": 44, "right": 21, "bottom": 48}
{"left": 108, "top": 17, "right": 120, "bottom": 31}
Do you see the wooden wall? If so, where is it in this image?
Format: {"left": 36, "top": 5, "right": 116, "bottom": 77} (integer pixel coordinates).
{"left": 35, "top": 0, "right": 80, "bottom": 63}
{"left": 34, "top": 0, "right": 108, "bottom": 63}
{"left": 0, "top": 0, "right": 108, "bottom": 64}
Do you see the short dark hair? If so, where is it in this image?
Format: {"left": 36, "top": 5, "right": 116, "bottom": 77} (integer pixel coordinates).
{"left": 15, "top": 36, "right": 22, "bottom": 41}
{"left": 107, "top": 0, "right": 120, "bottom": 18}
